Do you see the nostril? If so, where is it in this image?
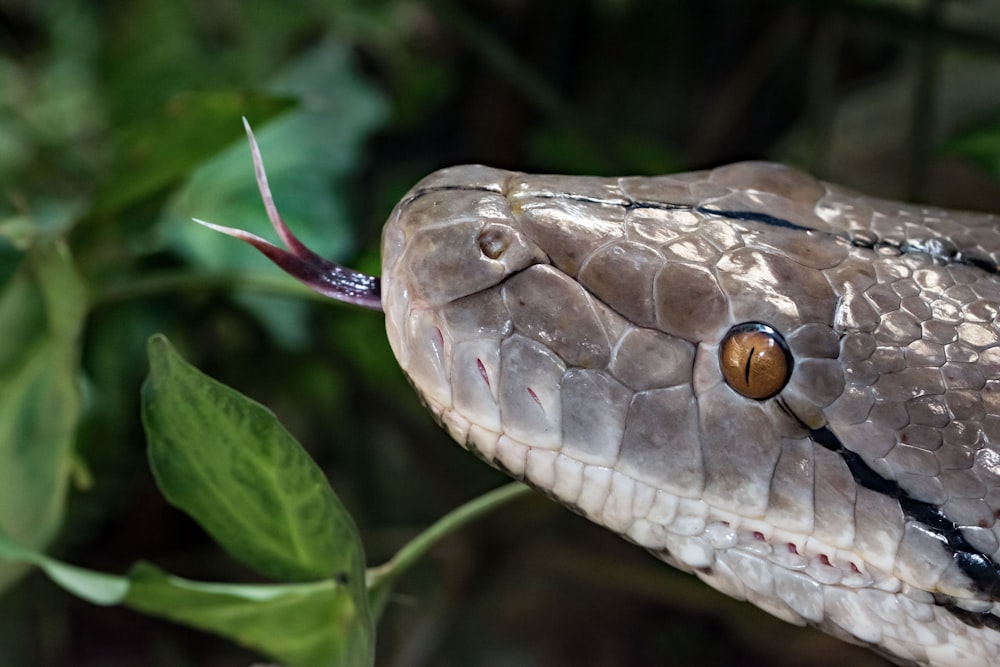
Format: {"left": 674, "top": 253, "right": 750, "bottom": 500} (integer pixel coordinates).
{"left": 478, "top": 227, "right": 510, "bottom": 259}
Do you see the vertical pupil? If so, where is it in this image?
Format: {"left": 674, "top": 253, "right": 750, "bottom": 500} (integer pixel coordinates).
{"left": 744, "top": 347, "right": 755, "bottom": 383}
{"left": 719, "top": 322, "right": 792, "bottom": 400}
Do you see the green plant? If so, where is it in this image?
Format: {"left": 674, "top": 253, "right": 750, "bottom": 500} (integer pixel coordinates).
{"left": 0, "top": 332, "right": 530, "bottom": 666}
{"left": 2, "top": 2, "right": 999, "bottom": 665}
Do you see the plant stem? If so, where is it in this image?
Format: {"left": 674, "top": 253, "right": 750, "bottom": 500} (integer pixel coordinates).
{"left": 366, "top": 482, "right": 531, "bottom": 591}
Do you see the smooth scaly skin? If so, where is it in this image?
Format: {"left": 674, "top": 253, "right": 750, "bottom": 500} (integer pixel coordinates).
{"left": 206, "top": 124, "right": 1000, "bottom": 666}
{"left": 380, "top": 163, "right": 1000, "bottom": 667}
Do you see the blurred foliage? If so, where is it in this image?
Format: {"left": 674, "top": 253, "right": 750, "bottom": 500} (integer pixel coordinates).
{"left": 0, "top": 0, "right": 999, "bottom": 665}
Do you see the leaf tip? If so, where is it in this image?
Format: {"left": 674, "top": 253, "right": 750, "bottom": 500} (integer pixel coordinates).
{"left": 147, "top": 332, "right": 170, "bottom": 354}
{"left": 145, "top": 334, "right": 177, "bottom": 376}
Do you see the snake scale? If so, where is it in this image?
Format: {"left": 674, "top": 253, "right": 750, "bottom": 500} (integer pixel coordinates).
{"left": 203, "top": 121, "right": 1000, "bottom": 666}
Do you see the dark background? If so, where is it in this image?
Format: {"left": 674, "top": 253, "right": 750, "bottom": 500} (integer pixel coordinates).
{"left": 2, "top": 0, "right": 1000, "bottom": 665}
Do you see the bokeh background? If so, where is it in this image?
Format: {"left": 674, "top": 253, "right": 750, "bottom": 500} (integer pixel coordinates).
{"left": 2, "top": 0, "right": 1000, "bottom": 665}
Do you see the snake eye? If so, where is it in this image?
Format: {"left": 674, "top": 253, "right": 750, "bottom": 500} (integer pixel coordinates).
{"left": 478, "top": 227, "right": 510, "bottom": 260}
{"left": 719, "top": 322, "right": 793, "bottom": 400}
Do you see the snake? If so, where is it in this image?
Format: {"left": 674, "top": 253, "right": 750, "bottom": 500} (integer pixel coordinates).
{"left": 201, "top": 120, "right": 1000, "bottom": 666}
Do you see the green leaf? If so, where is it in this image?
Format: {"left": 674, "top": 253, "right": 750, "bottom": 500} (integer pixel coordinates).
{"left": 92, "top": 90, "right": 295, "bottom": 217}
{"left": 0, "top": 240, "right": 85, "bottom": 593}
{"left": 141, "top": 334, "right": 366, "bottom": 586}
{"left": 126, "top": 562, "right": 372, "bottom": 667}
{"left": 163, "top": 39, "right": 389, "bottom": 272}
{"left": 0, "top": 528, "right": 373, "bottom": 666}
{"left": 161, "top": 38, "right": 389, "bottom": 347}
{"left": 0, "top": 524, "right": 128, "bottom": 606}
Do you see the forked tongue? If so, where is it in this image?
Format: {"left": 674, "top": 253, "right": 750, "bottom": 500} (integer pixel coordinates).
{"left": 194, "top": 118, "right": 382, "bottom": 311}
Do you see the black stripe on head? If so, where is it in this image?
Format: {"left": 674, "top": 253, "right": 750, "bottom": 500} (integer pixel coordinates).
{"left": 936, "top": 598, "right": 1000, "bottom": 632}
{"left": 695, "top": 207, "right": 817, "bottom": 232}
{"left": 808, "top": 424, "right": 1000, "bottom": 617}
{"left": 699, "top": 207, "right": 999, "bottom": 274}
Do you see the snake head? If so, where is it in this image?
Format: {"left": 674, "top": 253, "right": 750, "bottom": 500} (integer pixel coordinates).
{"left": 204, "top": 121, "right": 1000, "bottom": 663}
{"left": 379, "top": 161, "right": 858, "bottom": 530}
{"left": 195, "top": 118, "right": 382, "bottom": 311}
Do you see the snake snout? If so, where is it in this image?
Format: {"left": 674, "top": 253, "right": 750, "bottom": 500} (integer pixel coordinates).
{"left": 384, "top": 207, "right": 547, "bottom": 309}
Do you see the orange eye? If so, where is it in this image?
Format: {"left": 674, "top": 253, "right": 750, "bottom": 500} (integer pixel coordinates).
{"left": 478, "top": 227, "right": 510, "bottom": 259}
{"left": 719, "top": 323, "right": 793, "bottom": 400}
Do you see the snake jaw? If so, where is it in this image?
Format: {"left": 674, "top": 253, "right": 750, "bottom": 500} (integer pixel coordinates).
{"left": 194, "top": 118, "right": 383, "bottom": 311}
